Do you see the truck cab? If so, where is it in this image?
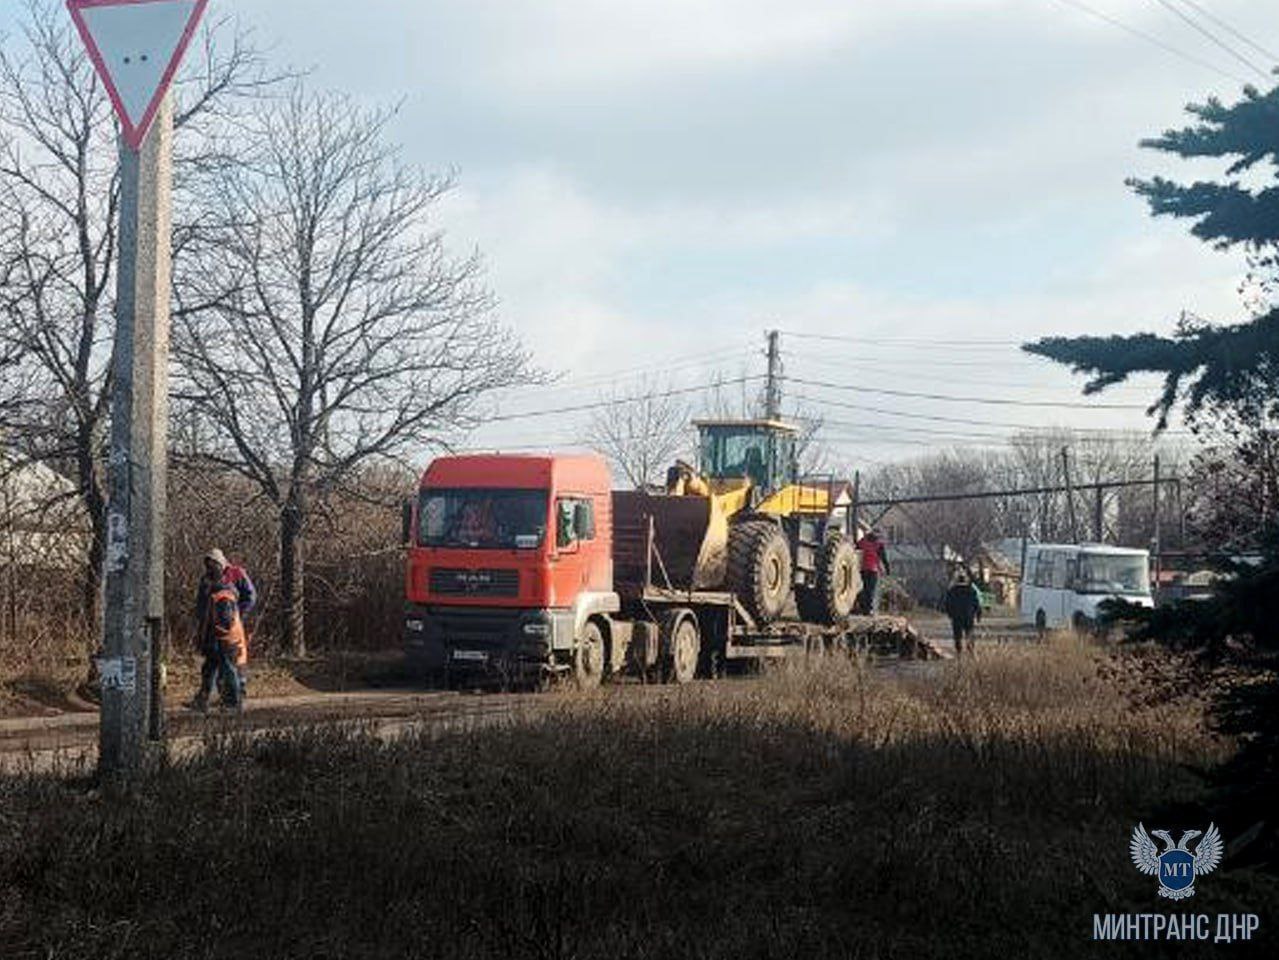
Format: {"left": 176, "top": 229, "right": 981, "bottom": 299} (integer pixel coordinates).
{"left": 403, "top": 454, "right": 618, "bottom": 682}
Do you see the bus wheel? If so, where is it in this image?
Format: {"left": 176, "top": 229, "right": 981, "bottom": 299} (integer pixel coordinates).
{"left": 1035, "top": 610, "right": 1047, "bottom": 638}
{"left": 574, "top": 621, "right": 605, "bottom": 689}
{"left": 661, "top": 611, "right": 700, "bottom": 685}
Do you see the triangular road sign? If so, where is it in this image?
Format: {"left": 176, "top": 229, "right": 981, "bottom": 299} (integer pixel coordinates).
{"left": 68, "top": 0, "right": 210, "bottom": 150}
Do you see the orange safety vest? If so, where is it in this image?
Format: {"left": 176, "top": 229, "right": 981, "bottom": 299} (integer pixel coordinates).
{"left": 207, "top": 585, "right": 248, "bottom": 666}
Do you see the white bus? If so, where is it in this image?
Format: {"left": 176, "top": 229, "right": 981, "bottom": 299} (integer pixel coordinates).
{"left": 1019, "top": 543, "right": 1153, "bottom": 632}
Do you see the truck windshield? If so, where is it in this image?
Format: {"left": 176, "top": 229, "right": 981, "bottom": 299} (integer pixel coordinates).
{"left": 1075, "top": 554, "right": 1150, "bottom": 596}
{"left": 418, "top": 488, "right": 548, "bottom": 550}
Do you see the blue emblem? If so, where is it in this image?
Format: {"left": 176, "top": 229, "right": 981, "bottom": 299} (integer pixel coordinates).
{"left": 1131, "top": 824, "right": 1223, "bottom": 900}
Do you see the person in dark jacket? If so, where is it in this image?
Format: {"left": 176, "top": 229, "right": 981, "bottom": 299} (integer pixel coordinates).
{"left": 188, "top": 548, "right": 256, "bottom": 711}
{"left": 944, "top": 570, "right": 982, "bottom": 655}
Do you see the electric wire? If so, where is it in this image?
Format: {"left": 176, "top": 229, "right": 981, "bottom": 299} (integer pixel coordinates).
{"left": 1046, "top": 0, "right": 1251, "bottom": 84}
{"left": 785, "top": 375, "right": 1147, "bottom": 410}
{"left": 1149, "top": 0, "right": 1272, "bottom": 81}
{"left": 483, "top": 374, "right": 766, "bottom": 424}
{"left": 787, "top": 391, "right": 1184, "bottom": 435}
{"left": 1175, "top": 0, "right": 1279, "bottom": 68}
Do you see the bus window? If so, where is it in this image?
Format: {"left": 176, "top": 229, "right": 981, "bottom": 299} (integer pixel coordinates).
{"left": 1035, "top": 553, "right": 1055, "bottom": 588}
{"left": 1052, "top": 554, "right": 1072, "bottom": 590}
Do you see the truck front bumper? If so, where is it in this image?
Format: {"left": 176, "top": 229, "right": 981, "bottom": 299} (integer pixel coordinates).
{"left": 404, "top": 604, "right": 565, "bottom": 677}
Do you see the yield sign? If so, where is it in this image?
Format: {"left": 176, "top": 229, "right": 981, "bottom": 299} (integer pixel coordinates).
{"left": 68, "top": 0, "right": 210, "bottom": 150}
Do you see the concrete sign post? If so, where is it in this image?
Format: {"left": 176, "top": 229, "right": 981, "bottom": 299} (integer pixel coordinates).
{"left": 68, "top": 0, "right": 209, "bottom": 777}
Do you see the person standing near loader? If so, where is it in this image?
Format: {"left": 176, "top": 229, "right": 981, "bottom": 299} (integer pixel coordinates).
{"left": 855, "top": 529, "right": 890, "bottom": 614}
{"left": 945, "top": 570, "right": 982, "bottom": 655}
{"left": 189, "top": 548, "right": 256, "bottom": 711}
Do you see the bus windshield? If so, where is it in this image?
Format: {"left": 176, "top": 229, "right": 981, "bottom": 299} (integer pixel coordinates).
{"left": 1075, "top": 553, "right": 1149, "bottom": 596}
{"left": 418, "top": 488, "right": 548, "bottom": 550}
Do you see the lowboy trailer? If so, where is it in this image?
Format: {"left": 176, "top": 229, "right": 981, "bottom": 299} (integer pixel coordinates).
{"left": 403, "top": 453, "right": 931, "bottom": 688}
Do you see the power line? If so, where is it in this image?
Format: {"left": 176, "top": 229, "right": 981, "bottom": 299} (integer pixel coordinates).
{"left": 786, "top": 351, "right": 1155, "bottom": 392}
{"left": 1046, "top": 0, "right": 1251, "bottom": 84}
{"left": 1175, "top": 0, "right": 1279, "bottom": 68}
{"left": 1149, "top": 0, "right": 1271, "bottom": 81}
{"left": 856, "top": 475, "right": 1178, "bottom": 508}
{"left": 781, "top": 329, "right": 1019, "bottom": 348}
{"left": 785, "top": 375, "right": 1148, "bottom": 411}
{"left": 788, "top": 391, "right": 1186, "bottom": 435}
{"left": 484, "top": 374, "right": 766, "bottom": 424}
{"left": 514, "top": 343, "right": 757, "bottom": 396}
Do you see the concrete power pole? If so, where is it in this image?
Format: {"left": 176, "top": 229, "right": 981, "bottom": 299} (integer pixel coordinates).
{"left": 1061, "top": 447, "right": 1080, "bottom": 543}
{"left": 764, "top": 329, "right": 782, "bottom": 420}
{"left": 1152, "top": 454, "right": 1162, "bottom": 598}
{"left": 99, "top": 95, "right": 173, "bottom": 777}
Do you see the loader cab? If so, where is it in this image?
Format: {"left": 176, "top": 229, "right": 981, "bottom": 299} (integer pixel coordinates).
{"left": 695, "top": 420, "right": 799, "bottom": 498}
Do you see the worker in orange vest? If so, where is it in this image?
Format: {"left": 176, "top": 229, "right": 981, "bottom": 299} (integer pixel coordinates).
{"left": 187, "top": 582, "right": 249, "bottom": 713}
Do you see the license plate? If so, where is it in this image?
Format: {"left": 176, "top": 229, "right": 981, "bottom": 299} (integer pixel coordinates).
{"left": 452, "top": 649, "right": 488, "bottom": 662}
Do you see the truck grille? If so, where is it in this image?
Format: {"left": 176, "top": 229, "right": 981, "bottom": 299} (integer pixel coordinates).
{"left": 429, "top": 567, "right": 519, "bottom": 598}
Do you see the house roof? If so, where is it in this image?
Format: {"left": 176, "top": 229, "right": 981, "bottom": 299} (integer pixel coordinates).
{"left": 890, "top": 542, "right": 963, "bottom": 563}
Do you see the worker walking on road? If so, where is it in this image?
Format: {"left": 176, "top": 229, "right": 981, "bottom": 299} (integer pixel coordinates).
{"left": 854, "top": 529, "right": 890, "bottom": 615}
{"left": 945, "top": 570, "right": 982, "bottom": 656}
{"left": 189, "top": 548, "right": 256, "bottom": 712}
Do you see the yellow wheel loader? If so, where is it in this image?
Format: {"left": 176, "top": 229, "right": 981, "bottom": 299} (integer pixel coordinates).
{"left": 616, "top": 419, "right": 860, "bottom": 626}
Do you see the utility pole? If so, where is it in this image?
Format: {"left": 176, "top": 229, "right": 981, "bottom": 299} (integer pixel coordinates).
{"left": 851, "top": 469, "right": 861, "bottom": 538}
{"left": 1152, "top": 455, "right": 1162, "bottom": 598}
{"left": 99, "top": 94, "right": 174, "bottom": 776}
{"left": 764, "top": 329, "right": 782, "bottom": 420}
{"left": 1061, "top": 447, "right": 1080, "bottom": 543}
{"left": 70, "top": 0, "right": 209, "bottom": 777}
{"left": 1094, "top": 485, "right": 1105, "bottom": 544}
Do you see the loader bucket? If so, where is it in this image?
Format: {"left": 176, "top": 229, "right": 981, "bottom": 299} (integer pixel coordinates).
{"left": 611, "top": 491, "right": 729, "bottom": 591}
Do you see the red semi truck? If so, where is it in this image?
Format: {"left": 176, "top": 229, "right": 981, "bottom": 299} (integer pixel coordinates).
{"left": 402, "top": 448, "right": 910, "bottom": 686}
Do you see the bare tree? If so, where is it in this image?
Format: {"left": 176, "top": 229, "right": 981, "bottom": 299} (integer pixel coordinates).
{"left": 869, "top": 449, "right": 998, "bottom": 565}
{"left": 174, "top": 87, "right": 536, "bottom": 656}
{"left": 585, "top": 380, "right": 691, "bottom": 489}
{"left": 0, "top": 0, "right": 283, "bottom": 634}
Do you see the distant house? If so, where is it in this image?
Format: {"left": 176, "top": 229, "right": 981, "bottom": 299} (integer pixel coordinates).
{"left": 887, "top": 542, "right": 964, "bottom": 608}
{"left": 0, "top": 455, "right": 86, "bottom": 570}
{"left": 973, "top": 540, "right": 1027, "bottom": 607}
{"left": 800, "top": 478, "right": 858, "bottom": 534}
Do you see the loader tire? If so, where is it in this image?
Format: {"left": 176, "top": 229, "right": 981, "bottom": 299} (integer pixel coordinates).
{"left": 728, "top": 521, "right": 792, "bottom": 624}
{"left": 797, "top": 533, "right": 860, "bottom": 624}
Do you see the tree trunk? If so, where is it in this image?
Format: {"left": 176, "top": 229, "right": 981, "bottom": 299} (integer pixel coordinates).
{"left": 279, "top": 494, "right": 306, "bottom": 658}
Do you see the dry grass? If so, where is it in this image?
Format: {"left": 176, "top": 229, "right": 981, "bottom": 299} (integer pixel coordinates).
{"left": 2, "top": 640, "right": 1275, "bottom": 959}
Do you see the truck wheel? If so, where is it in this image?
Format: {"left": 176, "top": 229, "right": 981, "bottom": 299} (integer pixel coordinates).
{"left": 661, "top": 611, "right": 700, "bottom": 685}
{"left": 797, "top": 533, "right": 860, "bottom": 624}
{"left": 574, "top": 620, "right": 605, "bottom": 689}
{"left": 728, "top": 521, "right": 792, "bottom": 624}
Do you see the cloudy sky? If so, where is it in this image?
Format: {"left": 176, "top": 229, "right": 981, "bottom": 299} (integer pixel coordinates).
{"left": 13, "top": 0, "right": 1278, "bottom": 466}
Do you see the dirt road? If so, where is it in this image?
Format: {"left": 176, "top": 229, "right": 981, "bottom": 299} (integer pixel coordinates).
{"left": 0, "top": 686, "right": 565, "bottom": 771}
{"left": 0, "top": 614, "right": 1036, "bottom": 771}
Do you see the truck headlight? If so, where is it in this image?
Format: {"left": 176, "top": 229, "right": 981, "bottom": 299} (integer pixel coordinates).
{"left": 406, "top": 619, "right": 425, "bottom": 633}
{"left": 523, "top": 622, "right": 550, "bottom": 637}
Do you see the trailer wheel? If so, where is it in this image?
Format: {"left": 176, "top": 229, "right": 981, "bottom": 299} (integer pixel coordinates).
{"left": 797, "top": 533, "right": 860, "bottom": 624}
{"left": 728, "top": 521, "right": 792, "bottom": 624}
{"left": 574, "top": 620, "right": 605, "bottom": 689}
{"left": 661, "top": 610, "right": 700, "bottom": 685}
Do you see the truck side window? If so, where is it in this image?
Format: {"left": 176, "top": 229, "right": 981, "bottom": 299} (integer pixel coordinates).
{"left": 556, "top": 498, "right": 595, "bottom": 547}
